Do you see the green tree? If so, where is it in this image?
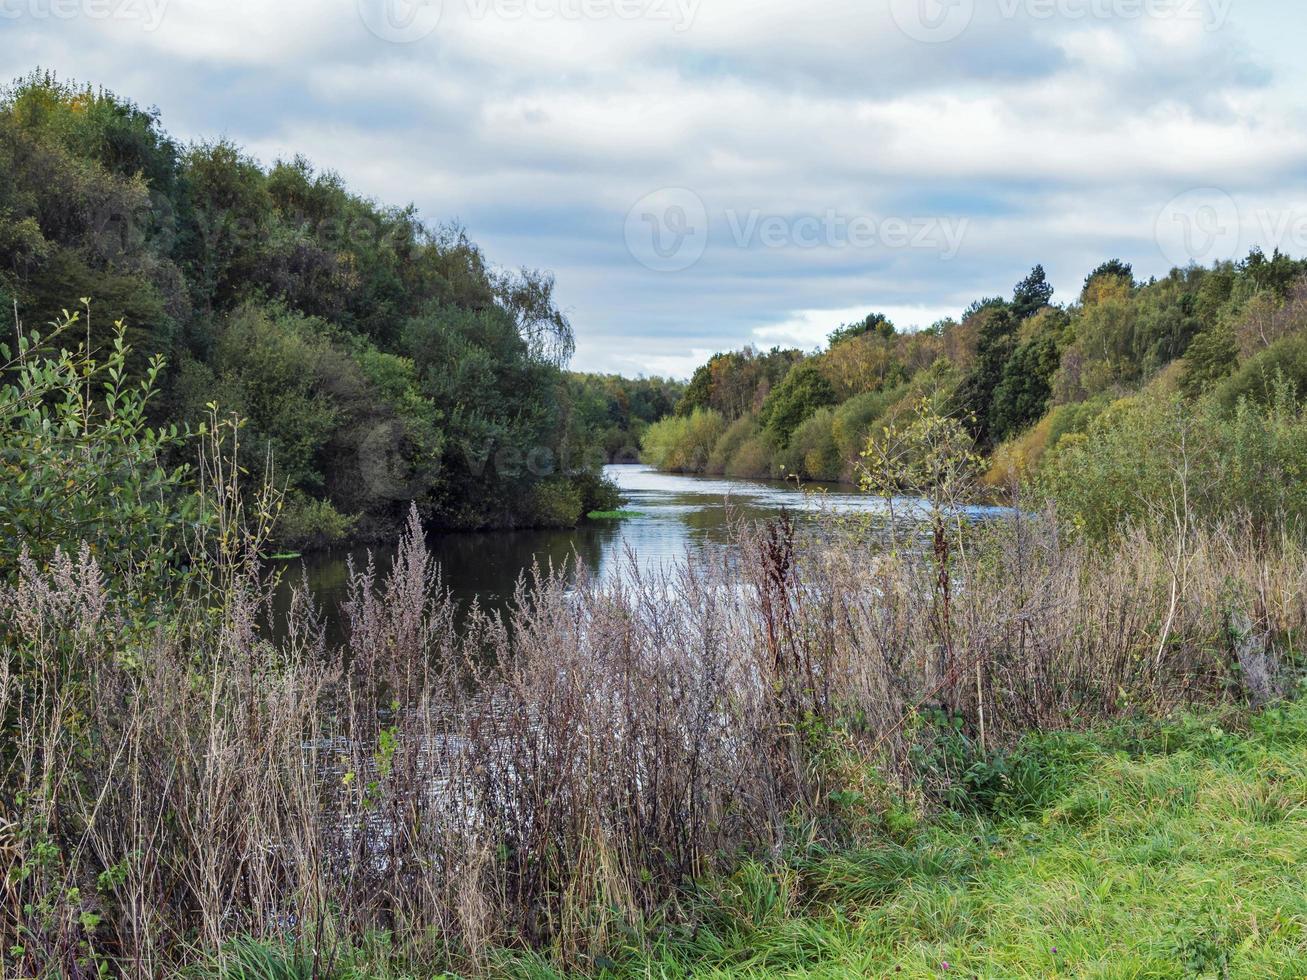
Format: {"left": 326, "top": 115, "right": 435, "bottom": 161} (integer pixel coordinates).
{"left": 990, "top": 331, "right": 1060, "bottom": 442}
{"left": 1180, "top": 326, "right": 1239, "bottom": 398}
{"left": 1011, "top": 264, "right": 1054, "bottom": 321}
{"left": 759, "top": 362, "right": 837, "bottom": 444}
{"left": 955, "top": 305, "right": 1016, "bottom": 447}
{"left": 828, "top": 311, "right": 895, "bottom": 347}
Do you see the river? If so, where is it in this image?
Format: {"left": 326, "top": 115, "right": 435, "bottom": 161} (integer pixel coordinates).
{"left": 271, "top": 464, "right": 1005, "bottom": 640}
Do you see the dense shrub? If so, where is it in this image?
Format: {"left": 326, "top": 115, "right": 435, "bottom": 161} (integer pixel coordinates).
{"left": 1038, "top": 387, "right": 1307, "bottom": 540}
{"left": 275, "top": 493, "right": 357, "bottom": 550}
{"left": 725, "top": 434, "right": 775, "bottom": 478}
{"left": 641, "top": 408, "right": 726, "bottom": 472}
{"left": 708, "top": 415, "right": 761, "bottom": 474}
{"left": 831, "top": 387, "right": 904, "bottom": 463}
{"left": 524, "top": 476, "right": 586, "bottom": 526}
{"left": 1217, "top": 333, "right": 1307, "bottom": 410}
{"left": 779, "top": 407, "right": 842, "bottom": 481}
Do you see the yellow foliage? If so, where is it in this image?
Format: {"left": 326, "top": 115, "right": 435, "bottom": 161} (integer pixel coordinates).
{"left": 983, "top": 410, "right": 1055, "bottom": 487}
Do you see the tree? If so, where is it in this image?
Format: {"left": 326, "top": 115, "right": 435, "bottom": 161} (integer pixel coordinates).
{"left": 828, "top": 311, "right": 894, "bottom": 347}
{"left": 954, "top": 305, "right": 1017, "bottom": 447}
{"left": 1011, "top": 264, "right": 1054, "bottom": 321}
{"left": 758, "top": 363, "right": 837, "bottom": 445}
{"left": 990, "top": 331, "right": 1061, "bottom": 442}
{"left": 1180, "top": 326, "right": 1239, "bottom": 399}
{"left": 1083, "top": 259, "right": 1133, "bottom": 295}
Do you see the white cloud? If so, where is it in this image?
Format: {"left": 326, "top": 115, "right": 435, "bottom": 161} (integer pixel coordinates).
{"left": 752, "top": 305, "right": 961, "bottom": 352}
{"left": 3, "top": 0, "right": 1307, "bottom": 372}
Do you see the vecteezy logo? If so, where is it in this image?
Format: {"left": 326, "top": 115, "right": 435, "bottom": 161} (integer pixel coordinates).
{"left": 889, "top": 0, "right": 975, "bottom": 43}
{"left": 624, "top": 187, "right": 709, "bottom": 272}
{"left": 357, "top": 0, "right": 442, "bottom": 43}
{"left": 1155, "top": 188, "right": 1241, "bottom": 268}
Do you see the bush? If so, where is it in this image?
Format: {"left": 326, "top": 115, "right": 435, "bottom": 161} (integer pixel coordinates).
{"left": 523, "top": 476, "right": 585, "bottom": 527}
{"left": 725, "top": 435, "right": 776, "bottom": 478}
{"left": 641, "top": 407, "right": 726, "bottom": 472}
{"left": 1037, "top": 386, "right": 1307, "bottom": 540}
{"left": 1045, "top": 395, "right": 1111, "bottom": 451}
{"left": 1217, "top": 334, "right": 1307, "bottom": 410}
{"left": 0, "top": 311, "right": 196, "bottom": 582}
{"left": 274, "top": 493, "right": 357, "bottom": 550}
{"left": 708, "top": 416, "right": 760, "bottom": 475}
{"left": 831, "top": 388, "right": 903, "bottom": 467}
{"left": 779, "top": 408, "right": 841, "bottom": 481}
{"left": 571, "top": 470, "right": 623, "bottom": 514}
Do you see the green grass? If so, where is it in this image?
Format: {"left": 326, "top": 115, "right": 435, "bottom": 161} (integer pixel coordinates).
{"left": 569, "top": 700, "right": 1307, "bottom": 979}
{"left": 202, "top": 699, "right": 1307, "bottom": 979}
{"left": 267, "top": 551, "right": 303, "bottom": 560}
{"left": 586, "top": 510, "right": 645, "bottom": 520}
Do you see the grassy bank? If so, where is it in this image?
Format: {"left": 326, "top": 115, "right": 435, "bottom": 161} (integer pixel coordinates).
{"left": 222, "top": 697, "right": 1307, "bottom": 978}
{"left": 569, "top": 698, "right": 1307, "bottom": 979}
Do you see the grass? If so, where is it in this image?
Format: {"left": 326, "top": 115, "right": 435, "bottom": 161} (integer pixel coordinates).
{"left": 586, "top": 510, "right": 645, "bottom": 519}
{"left": 211, "top": 697, "right": 1307, "bottom": 979}
{"left": 267, "top": 551, "right": 303, "bottom": 560}
{"left": 524, "top": 698, "right": 1307, "bottom": 979}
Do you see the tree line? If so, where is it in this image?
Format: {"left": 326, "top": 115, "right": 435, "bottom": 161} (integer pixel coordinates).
{"left": 0, "top": 71, "right": 643, "bottom": 549}
{"left": 644, "top": 252, "right": 1307, "bottom": 537}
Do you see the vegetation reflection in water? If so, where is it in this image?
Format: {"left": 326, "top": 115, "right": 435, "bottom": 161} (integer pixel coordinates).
{"left": 271, "top": 463, "right": 1009, "bottom": 641}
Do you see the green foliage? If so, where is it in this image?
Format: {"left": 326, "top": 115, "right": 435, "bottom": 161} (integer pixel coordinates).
{"left": 0, "top": 72, "right": 599, "bottom": 544}
{"left": 675, "top": 347, "right": 802, "bottom": 420}
{"left": 1083, "top": 257, "right": 1133, "bottom": 293}
{"left": 275, "top": 493, "right": 357, "bottom": 551}
{"left": 827, "top": 311, "right": 894, "bottom": 347}
{"left": 565, "top": 372, "right": 683, "bottom": 461}
{"left": 1217, "top": 333, "right": 1307, "bottom": 410}
{"left": 989, "top": 328, "right": 1060, "bottom": 443}
{"left": 758, "top": 363, "right": 837, "bottom": 445}
{"left": 1044, "top": 394, "right": 1110, "bottom": 451}
{"left": 641, "top": 408, "right": 727, "bottom": 472}
{"left": 706, "top": 415, "right": 761, "bottom": 474}
{"left": 1011, "top": 263, "right": 1054, "bottom": 321}
{"left": 909, "top": 709, "right": 1063, "bottom": 816}
{"left": 859, "top": 395, "right": 982, "bottom": 511}
{"left": 724, "top": 434, "right": 774, "bottom": 479}
{"left": 1180, "top": 324, "right": 1239, "bottom": 397}
{"left": 524, "top": 477, "right": 585, "bottom": 528}
{"left": 955, "top": 304, "right": 1017, "bottom": 446}
{"left": 0, "top": 307, "right": 195, "bottom": 580}
{"left": 830, "top": 387, "right": 903, "bottom": 463}
{"left": 571, "top": 470, "right": 623, "bottom": 514}
{"left": 1038, "top": 387, "right": 1307, "bottom": 540}
{"left": 778, "top": 407, "right": 841, "bottom": 481}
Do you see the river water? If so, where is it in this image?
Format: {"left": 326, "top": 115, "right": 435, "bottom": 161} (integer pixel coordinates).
{"left": 272, "top": 464, "right": 1013, "bottom": 641}
{"left": 272, "top": 465, "right": 905, "bottom": 633}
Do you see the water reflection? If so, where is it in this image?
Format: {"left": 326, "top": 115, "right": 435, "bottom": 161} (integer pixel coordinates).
{"left": 271, "top": 464, "right": 1005, "bottom": 640}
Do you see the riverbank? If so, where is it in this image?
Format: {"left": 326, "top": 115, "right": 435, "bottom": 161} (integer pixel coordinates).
{"left": 8, "top": 494, "right": 1302, "bottom": 978}
{"left": 216, "top": 695, "right": 1307, "bottom": 977}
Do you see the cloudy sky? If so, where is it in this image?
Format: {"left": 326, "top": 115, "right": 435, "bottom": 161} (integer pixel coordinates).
{"left": 4, "top": 0, "right": 1307, "bottom": 375}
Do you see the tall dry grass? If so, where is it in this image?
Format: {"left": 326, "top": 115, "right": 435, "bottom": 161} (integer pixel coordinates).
{"left": 0, "top": 503, "right": 1302, "bottom": 976}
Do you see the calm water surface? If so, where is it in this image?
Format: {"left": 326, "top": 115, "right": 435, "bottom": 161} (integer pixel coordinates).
{"left": 273, "top": 465, "right": 1003, "bottom": 637}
